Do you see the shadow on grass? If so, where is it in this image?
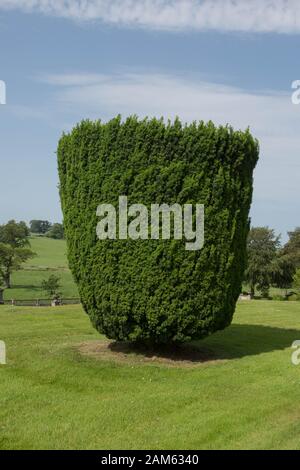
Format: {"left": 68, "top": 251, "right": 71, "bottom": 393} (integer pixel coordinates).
{"left": 200, "top": 323, "right": 300, "bottom": 361}
{"left": 104, "top": 323, "right": 300, "bottom": 364}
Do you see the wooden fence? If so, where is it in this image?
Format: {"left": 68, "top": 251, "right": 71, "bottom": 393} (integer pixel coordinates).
{"left": 2, "top": 298, "right": 81, "bottom": 307}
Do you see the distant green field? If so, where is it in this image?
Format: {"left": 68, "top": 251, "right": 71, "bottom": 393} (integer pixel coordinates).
{"left": 4, "top": 237, "right": 78, "bottom": 301}
{"left": 24, "top": 236, "right": 69, "bottom": 268}
{"left": 1, "top": 300, "right": 300, "bottom": 449}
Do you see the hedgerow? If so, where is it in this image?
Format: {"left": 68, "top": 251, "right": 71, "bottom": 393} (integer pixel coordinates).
{"left": 58, "top": 116, "right": 259, "bottom": 344}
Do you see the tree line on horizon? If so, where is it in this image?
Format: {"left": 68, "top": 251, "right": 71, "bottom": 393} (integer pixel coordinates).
{"left": 29, "top": 219, "right": 64, "bottom": 240}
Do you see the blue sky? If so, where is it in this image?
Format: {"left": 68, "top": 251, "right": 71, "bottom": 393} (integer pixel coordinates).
{"left": 0, "top": 0, "right": 300, "bottom": 241}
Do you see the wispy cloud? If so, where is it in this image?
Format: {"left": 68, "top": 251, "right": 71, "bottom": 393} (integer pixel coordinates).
{"left": 36, "top": 70, "right": 300, "bottom": 236}
{"left": 39, "top": 71, "right": 300, "bottom": 201}
{"left": 41, "top": 71, "right": 296, "bottom": 138}
{"left": 2, "top": 0, "right": 300, "bottom": 34}
{"left": 39, "top": 73, "right": 108, "bottom": 86}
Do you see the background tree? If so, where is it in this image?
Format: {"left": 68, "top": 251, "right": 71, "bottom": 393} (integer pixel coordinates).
{"left": 245, "top": 227, "right": 281, "bottom": 298}
{"left": 41, "top": 275, "right": 61, "bottom": 299}
{"left": 45, "top": 223, "right": 64, "bottom": 240}
{"left": 0, "top": 243, "right": 35, "bottom": 288}
{"left": 30, "top": 220, "right": 52, "bottom": 234}
{"left": 0, "top": 221, "right": 35, "bottom": 288}
{"left": 271, "top": 255, "right": 295, "bottom": 299}
{"left": 0, "top": 220, "right": 30, "bottom": 248}
{"left": 293, "top": 269, "right": 300, "bottom": 295}
{"left": 282, "top": 227, "right": 300, "bottom": 269}
{"left": 0, "top": 271, "right": 5, "bottom": 304}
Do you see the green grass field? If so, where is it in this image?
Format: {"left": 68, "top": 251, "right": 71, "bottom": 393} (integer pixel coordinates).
{"left": 4, "top": 236, "right": 78, "bottom": 301}
{"left": 1, "top": 300, "right": 300, "bottom": 450}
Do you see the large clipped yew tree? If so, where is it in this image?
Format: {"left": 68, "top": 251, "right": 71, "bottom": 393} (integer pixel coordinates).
{"left": 58, "top": 116, "right": 259, "bottom": 344}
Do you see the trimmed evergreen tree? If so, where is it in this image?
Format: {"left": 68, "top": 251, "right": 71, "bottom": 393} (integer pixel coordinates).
{"left": 58, "top": 116, "right": 259, "bottom": 344}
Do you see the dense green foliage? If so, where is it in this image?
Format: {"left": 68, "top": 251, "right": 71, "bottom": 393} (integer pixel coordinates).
{"left": 45, "top": 223, "right": 64, "bottom": 240}
{"left": 0, "top": 243, "right": 35, "bottom": 289}
{"left": 271, "top": 255, "right": 295, "bottom": 298}
{"left": 243, "top": 226, "right": 300, "bottom": 299}
{"left": 41, "top": 274, "right": 61, "bottom": 298}
{"left": 30, "top": 220, "right": 52, "bottom": 234}
{"left": 245, "top": 227, "right": 281, "bottom": 298}
{"left": 0, "top": 220, "right": 35, "bottom": 290}
{"left": 58, "top": 116, "right": 259, "bottom": 343}
{"left": 283, "top": 227, "right": 300, "bottom": 269}
{"left": 293, "top": 269, "right": 300, "bottom": 295}
{"left": 0, "top": 220, "right": 29, "bottom": 248}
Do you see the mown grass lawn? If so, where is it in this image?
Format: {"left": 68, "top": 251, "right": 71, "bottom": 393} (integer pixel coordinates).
{"left": 1, "top": 300, "right": 300, "bottom": 450}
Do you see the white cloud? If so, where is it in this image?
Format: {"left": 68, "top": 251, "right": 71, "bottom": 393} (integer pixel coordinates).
{"left": 41, "top": 71, "right": 300, "bottom": 179}
{"left": 39, "top": 73, "right": 107, "bottom": 86}
{"left": 2, "top": 0, "right": 300, "bottom": 34}
{"left": 43, "top": 71, "right": 298, "bottom": 138}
